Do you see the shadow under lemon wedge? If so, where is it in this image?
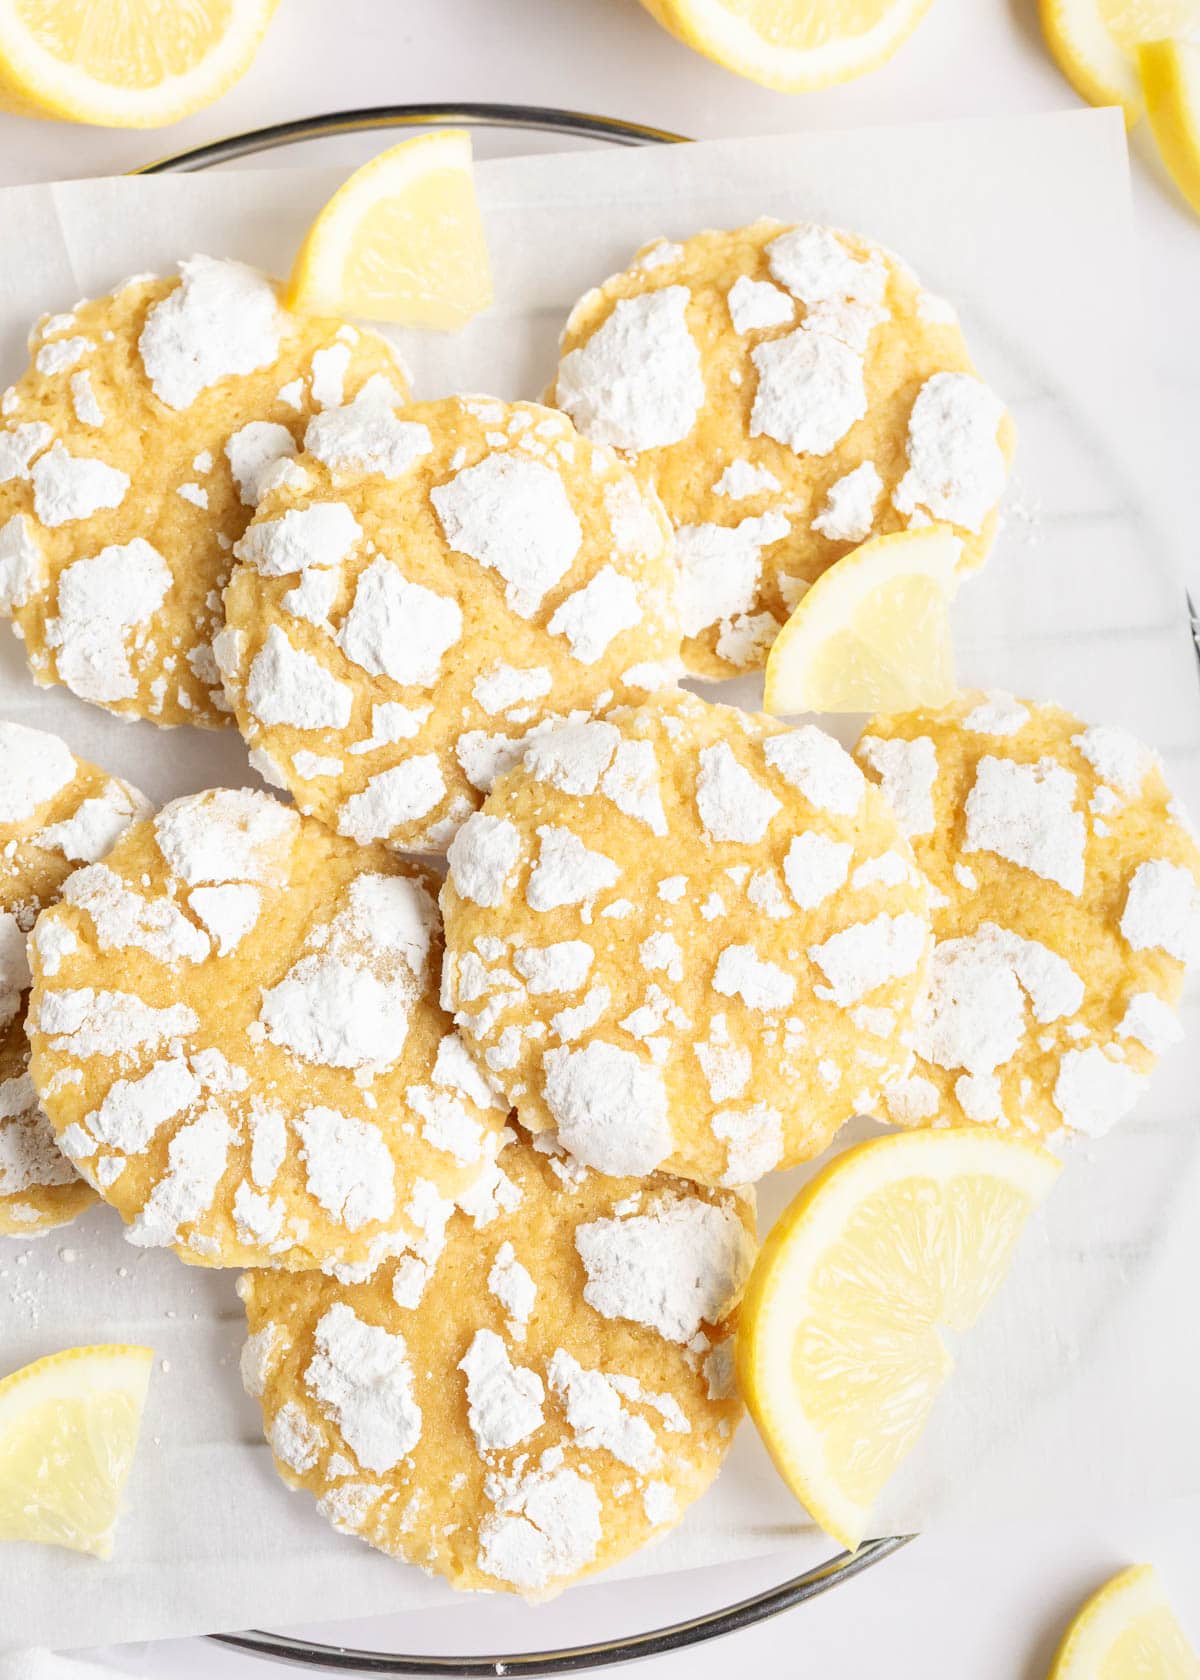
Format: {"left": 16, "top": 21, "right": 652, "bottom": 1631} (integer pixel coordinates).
{"left": 0, "top": 1344, "right": 152, "bottom": 1559}
{"left": 764, "top": 524, "right": 960, "bottom": 717}
{"left": 1049, "top": 1563, "right": 1199, "bottom": 1680}
{"left": 286, "top": 129, "right": 493, "bottom": 332}
{"left": 0, "top": 0, "right": 278, "bottom": 128}
{"left": 636, "top": 0, "right": 934, "bottom": 93}
{"left": 736, "top": 1129, "right": 1060, "bottom": 1553}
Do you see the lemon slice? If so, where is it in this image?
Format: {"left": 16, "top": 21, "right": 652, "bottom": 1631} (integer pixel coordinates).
{"left": 286, "top": 130, "right": 493, "bottom": 331}
{"left": 737, "top": 1129, "right": 1060, "bottom": 1552}
{"left": 637, "top": 0, "right": 934, "bottom": 92}
{"left": 1141, "top": 39, "right": 1200, "bottom": 215}
{"left": 763, "top": 525, "right": 959, "bottom": 716}
{"left": 1049, "top": 1564, "right": 1199, "bottom": 1679}
{"left": 0, "top": 0, "right": 278, "bottom": 128}
{"left": 0, "top": 1344, "right": 153, "bottom": 1559}
{"left": 1039, "top": 0, "right": 1200, "bottom": 124}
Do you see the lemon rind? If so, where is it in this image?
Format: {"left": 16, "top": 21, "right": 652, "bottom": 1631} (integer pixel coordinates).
{"left": 0, "top": 0, "right": 278, "bottom": 128}
{"left": 763, "top": 524, "right": 961, "bottom": 716}
{"left": 286, "top": 128, "right": 493, "bottom": 327}
{"left": 642, "top": 0, "right": 935, "bottom": 93}
{"left": 737, "top": 1131, "right": 1059, "bottom": 1551}
{"left": 1039, "top": 0, "right": 1144, "bottom": 125}
{"left": 1141, "top": 39, "right": 1200, "bottom": 216}
{"left": 1049, "top": 1563, "right": 1198, "bottom": 1678}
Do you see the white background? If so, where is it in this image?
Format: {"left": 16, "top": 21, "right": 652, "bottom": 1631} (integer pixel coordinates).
{"left": 0, "top": 0, "right": 1197, "bottom": 1674}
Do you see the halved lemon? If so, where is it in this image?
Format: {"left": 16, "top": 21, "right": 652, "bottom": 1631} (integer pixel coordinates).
{"left": 1049, "top": 1563, "right": 1199, "bottom": 1679}
{"left": 0, "top": 0, "right": 279, "bottom": 128}
{"left": 1141, "top": 39, "right": 1200, "bottom": 215}
{"left": 763, "top": 525, "right": 959, "bottom": 716}
{"left": 0, "top": 1344, "right": 153, "bottom": 1558}
{"left": 1039, "top": 0, "right": 1200, "bottom": 125}
{"left": 637, "top": 0, "right": 935, "bottom": 92}
{"left": 737, "top": 1129, "right": 1060, "bottom": 1552}
{"left": 286, "top": 130, "right": 494, "bottom": 332}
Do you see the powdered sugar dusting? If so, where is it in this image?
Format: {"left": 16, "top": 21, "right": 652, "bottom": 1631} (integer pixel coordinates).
{"left": 306, "top": 1302, "right": 421, "bottom": 1472}
{"left": 556, "top": 287, "right": 705, "bottom": 452}
{"left": 964, "top": 756, "right": 1085, "bottom": 894}
{"left": 576, "top": 1197, "right": 753, "bottom": 1343}
{"left": 543, "top": 1041, "right": 671, "bottom": 1175}
{"left": 432, "top": 452, "right": 581, "bottom": 617}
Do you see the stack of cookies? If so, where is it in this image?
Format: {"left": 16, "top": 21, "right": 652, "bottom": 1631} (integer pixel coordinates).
{"left": 1, "top": 224, "right": 1195, "bottom": 1598}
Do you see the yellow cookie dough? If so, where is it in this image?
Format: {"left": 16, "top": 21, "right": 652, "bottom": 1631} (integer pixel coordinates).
{"left": 1, "top": 718, "right": 148, "bottom": 1236}
{"left": 26, "top": 787, "right": 509, "bottom": 1272}
{"left": 218, "top": 395, "right": 681, "bottom": 855}
{"left": 239, "top": 1129, "right": 753, "bottom": 1599}
{"left": 0, "top": 257, "right": 407, "bottom": 729}
{"left": 548, "top": 220, "right": 1014, "bottom": 678}
{"left": 440, "top": 691, "right": 932, "bottom": 1186}
{"left": 855, "top": 691, "right": 1200, "bottom": 1141}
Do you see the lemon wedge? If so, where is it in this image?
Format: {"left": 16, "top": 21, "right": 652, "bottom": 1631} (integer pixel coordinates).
{"left": 763, "top": 525, "right": 959, "bottom": 716}
{"left": 0, "top": 1344, "right": 153, "bottom": 1559}
{"left": 0, "top": 0, "right": 278, "bottom": 128}
{"left": 1141, "top": 39, "right": 1200, "bottom": 215}
{"left": 1049, "top": 1564, "right": 1199, "bottom": 1679}
{"left": 637, "top": 0, "right": 934, "bottom": 92}
{"left": 737, "top": 1129, "right": 1059, "bottom": 1552}
{"left": 286, "top": 130, "right": 493, "bottom": 331}
{"left": 1039, "top": 0, "right": 1200, "bottom": 124}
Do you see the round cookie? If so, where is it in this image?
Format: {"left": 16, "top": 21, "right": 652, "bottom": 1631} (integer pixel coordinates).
{"left": 854, "top": 691, "right": 1200, "bottom": 1142}
{"left": 25, "top": 787, "right": 509, "bottom": 1272}
{"left": 238, "top": 1129, "right": 753, "bottom": 1599}
{"left": 217, "top": 395, "right": 681, "bottom": 856}
{"left": 439, "top": 691, "right": 932, "bottom": 1186}
{"left": 0, "top": 257, "right": 408, "bottom": 728}
{"left": 548, "top": 220, "right": 1014, "bottom": 678}
{"left": 1, "top": 718, "right": 149, "bottom": 1235}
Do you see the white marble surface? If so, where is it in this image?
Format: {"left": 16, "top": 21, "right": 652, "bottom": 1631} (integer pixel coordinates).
{"left": 0, "top": 0, "right": 1197, "bottom": 1671}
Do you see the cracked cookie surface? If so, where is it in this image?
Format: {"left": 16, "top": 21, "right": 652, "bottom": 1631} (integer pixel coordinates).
{"left": 440, "top": 691, "right": 932, "bottom": 1186}
{"left": 0, "top": 258, "right": 406, "bottom": 728}
{"left": 855, "top": 692, "right": 1200, "bottom": 1141}
{"left": 239, "top": 1130, "right": 753, "bottom": 1598}
{"left": 548, "top": 220, "right": 1013, "bottom": 678}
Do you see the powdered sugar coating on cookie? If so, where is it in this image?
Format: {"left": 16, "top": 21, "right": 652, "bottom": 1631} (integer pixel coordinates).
{"left": 0, "top": 719, "right": 149, "bottom": 1236}
{"left": 549, "top": 220, "right": 1012, "bottom": 678}
{"left": 26, "top": 787, "right": 508, "bottom": 1269}
{"left": 856, "top": 692, "right": 1200, "bottom": 1143}
{"left": 441, "top": 691, "right": 932, "bottom": 1186}
{"left": 221, "top": 397, "right": 681, "bottom": 855}
{"left": 0, "top": 260, "right": 407, "bottom": 728}
{"left": 238, "top": 1134, "right": 750, "bottom": 1598}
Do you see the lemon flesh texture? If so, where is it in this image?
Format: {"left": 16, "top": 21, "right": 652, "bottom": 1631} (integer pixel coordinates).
{"left": 738, "top": 1132, "right": 1059, "bottom": 1551}
{"left": 0, "top": 0, "right": 278, "bottom": 126}
{"left": 764, "top": 526, "right": 959, "bottom": 717}
{"left": 1039, "top": 0, "right": 1200, "bottom": 122}
{"left": 637, "top": 0, "right": 934, "bottom": 91}
{"left": 1141, "top": 39, "right": 1200, "bottom": 215}
{"left": 287, "top": 132, "right": 494, "bottom": 331}
{"left": 0, "top": 1345, "right": 153, "bottom": 1559}
{"left": 1051, "top": 1564, "right": 1200, "bottom": 1680}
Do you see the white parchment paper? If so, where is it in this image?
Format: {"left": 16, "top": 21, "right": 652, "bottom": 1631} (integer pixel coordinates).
{"left": 1, "top": 111, "right": 1198, "bottom": 1652}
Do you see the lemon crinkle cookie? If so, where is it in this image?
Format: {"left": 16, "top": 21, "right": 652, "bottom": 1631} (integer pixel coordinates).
{"left": 218, "top": 395, "right": 681, "bottom": 855}
{"left": 239, "top": 1131, "right": 753, "bottom": 1597}
{"left": 0, "top": 257, "right": 407, "bottom": 728}
{"left": 548, "top": 220, "right": 1013, "bottom": 678}
{"left": 1, "top": 718, "right": 148, "bottom": 1236}
{"left": 439, "top": 691, "right": 932, "bottom": 1187}
{"left": 855, "top": 692, "right": 1200, "bottom": 1141}
{"left": 25, "top": 787, "right": 509, "bottom": 1271}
